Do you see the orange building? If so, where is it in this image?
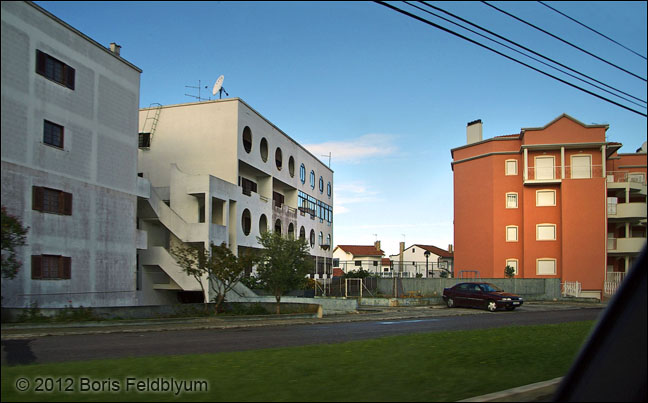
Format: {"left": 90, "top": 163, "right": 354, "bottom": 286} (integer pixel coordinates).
{"left": 451, "top": 114, "right": 647, "bottom": 299}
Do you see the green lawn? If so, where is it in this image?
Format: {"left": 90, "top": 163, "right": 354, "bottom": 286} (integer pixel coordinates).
{"left": 1, "top": 321, "right": 595, "bottom": 402}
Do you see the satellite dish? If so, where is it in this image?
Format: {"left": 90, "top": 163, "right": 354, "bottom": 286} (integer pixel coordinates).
{"left": 212, "top": 75, "right": 224, "bottom": 96}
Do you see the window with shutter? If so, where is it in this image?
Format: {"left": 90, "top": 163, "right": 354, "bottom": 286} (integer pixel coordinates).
{"left": 35, "top": 50, "right": 75, "bottom": 90}
{"left": 31, "top": 255, "right": 72, "bottom": 279}
{"left": 32, "top": 187, "right": 72, "bottom": 215}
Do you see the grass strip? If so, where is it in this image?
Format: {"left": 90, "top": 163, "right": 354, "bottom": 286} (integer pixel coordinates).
{"left": 1, "top": 320, "right": 594, "bottom": 402}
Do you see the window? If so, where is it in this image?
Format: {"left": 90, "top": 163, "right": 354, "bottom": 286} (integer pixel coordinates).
{"left": 309, "top": 230, "right": 315, "bottom": 248}
{"left": 242, "top": 127, "right": 252, "bottom": 153}
{"left": 319, "top": 177, "right": 324, "bottom": 193}
{"left": 537, "top": 224, "right": 556, "bottom": 241}
{"left": 506, "top": 226, "right": 518, "bottom": 242}
{"left": 43, "top": 120, "right": 64, "bottom": 148}
{"left": 242, "top": 209, "right": 251, "bottom": 236}
{"left": 275, "top": 148, "right": 283, "bottom": 170}
{"left": 355, "top": 260, "right": 362, "bottom": 267}
{"left": 535, "top": 156, "right": 555, "bottom": 180}
{"left": 260, "top": 138, "right": 268, "bottom": 162}
{"left": 288, "top": 156, "right": 295, "bottom": 177}
{"left": 32, "top": 186, "right": 72, "bottom": 215}
{"left": 505, "top": 160, "right": 518, "bottom": 175}
{"left": 571, "top": 155, "right": 591, "bottom": 179}
{"left": 537, "top": 259, "right": 557, "bottom": 275}
{"left": 506, "top": 193, "right": 518, "bottom": 208}
{"left": 240, "top": 177, "right": 257, "bottom": 196}
{"left": 327, "top": 182, "right": 331, "bottom": 198}
{"left": 326, "top": 234, "right": 331, "bottom": 247}
{"left": 31, "top": 255, "right": 71, "bottom": 279}
{"left": 36, "top": 50, "right": 75, "bottom": 90}
{"left": 300, "top": 164, "right": 306, "bottom": 184}
{"left": 299, "top": 226, "right": 306, "bottom": 240}
{"left": 138, "top": 132, "right": 151, "bottom": 148}
{"left": 310, "top": 170, "right": 315, "bottom": 189}
{"left": 506, "top": 259, "right": 518, "bottom": 275}
{"left": 319, "top": 232, "right": 323, "bottom": 247}
{"left": 536, "top": 190, "right": 556, "bottom": 206}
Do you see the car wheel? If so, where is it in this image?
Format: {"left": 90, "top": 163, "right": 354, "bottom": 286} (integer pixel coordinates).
{"left": 446, "top": 298, "right": 454, "bottom": 308}
{"left": 486, "top": 300, "right": 497, "bottom": 312}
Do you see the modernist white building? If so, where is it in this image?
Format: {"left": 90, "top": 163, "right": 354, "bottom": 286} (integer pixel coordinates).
{"left": 136, "top": 99, "right": 334, "bottom": 305}
{"left": 1, "top": 2, "right": 142, "bottom": 307}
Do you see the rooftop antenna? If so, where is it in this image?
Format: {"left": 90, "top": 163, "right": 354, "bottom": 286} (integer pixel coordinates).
{"left": 321, "top": 152, "right": 331, "bottom": 168}
{"left": 212, "top": 75, "right": 229, "bottom": 99}
{"left": 185, "top": 79, "right": 211, "bottom": 102}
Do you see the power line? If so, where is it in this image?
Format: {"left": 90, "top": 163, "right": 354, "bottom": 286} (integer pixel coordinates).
{"left": 414, "top": 1, "right": 646, "bottom": 108}
{"left": 538, "top": 1, "right": 647, "bottom": 61}
{"left": 374, "top": 1, "right": 646, "bottom": 117}
{"left": 482, "top": 1, "right": 646, "bottom": 82}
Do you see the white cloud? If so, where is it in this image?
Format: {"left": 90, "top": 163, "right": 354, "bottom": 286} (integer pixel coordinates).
{"left": 304, "top": 134, "right": 397, "bottom": 164}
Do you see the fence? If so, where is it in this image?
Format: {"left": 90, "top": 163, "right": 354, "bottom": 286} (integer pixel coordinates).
{"left": 561, "top": 281, "right": 581, "bottom": 298}
{"left": 334, "top": 260, "right": 451, "bottom": 278}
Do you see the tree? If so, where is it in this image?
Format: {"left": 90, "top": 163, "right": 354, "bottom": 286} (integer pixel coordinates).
{"left": 1, "top": 206, "right": 29, "bottom": 279}
{"left": 504, "top": 265, "right": 516, "bottom": 279}
{"left": 256, "top": 231, "right": 313, "bottom": 314}
{"left": 171, "top": 242, "right": 256, "bottom": 314}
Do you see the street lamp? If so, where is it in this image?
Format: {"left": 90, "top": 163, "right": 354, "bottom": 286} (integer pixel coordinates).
{"left": 424, "top": 250, "right": 431, "bottom": 278}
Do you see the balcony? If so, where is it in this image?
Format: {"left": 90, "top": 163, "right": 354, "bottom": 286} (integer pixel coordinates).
{"left": 607, "top": 237, "right": 646, "bottom": 254}
{"left": 524, "top": 165, "right": 603, "bottom": 184}
{"left": 607, "top": 202, "right": 647, "bottom": 220}
{"left": 607, "top": 171, "right": 647, "bottom": 195}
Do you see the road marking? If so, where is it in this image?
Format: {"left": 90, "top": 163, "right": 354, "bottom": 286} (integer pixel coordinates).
{"left": 378, "top": 319, "right": 440, "bottom": 325}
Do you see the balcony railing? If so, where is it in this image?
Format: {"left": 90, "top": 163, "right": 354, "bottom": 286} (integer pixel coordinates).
{"left": 607, "top": 171, "right": 647, "bottom": 185}
{"left": 526, "top": 165, "right": 603, "bottom": 182}
{"left": 607, "top": 237, "right": 646, "bottom": 253}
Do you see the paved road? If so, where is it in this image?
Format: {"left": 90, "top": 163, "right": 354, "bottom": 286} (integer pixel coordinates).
{"left": 1, "top": 306, "right": 602, "bottom": 366}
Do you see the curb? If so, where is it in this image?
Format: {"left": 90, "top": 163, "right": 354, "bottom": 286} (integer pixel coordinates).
{"left": 458, "top": 377, "right": 563, "bottom": 402}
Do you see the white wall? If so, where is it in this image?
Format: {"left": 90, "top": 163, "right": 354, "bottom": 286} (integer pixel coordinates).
{"left": 1, "top": 2, "right": 141, "bottom": 307}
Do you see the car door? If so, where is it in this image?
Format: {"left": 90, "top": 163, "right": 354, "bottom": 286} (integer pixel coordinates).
{"left": 467, "top": 284, "right": 483, "bottom": 308}
{"left": 453, "top": 284, "right": 469, "bottom": 307}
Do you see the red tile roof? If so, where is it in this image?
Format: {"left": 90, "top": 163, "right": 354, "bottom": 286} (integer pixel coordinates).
{"left": 335, "top": 245, "right": 384, "bottom": 257}
{"left": 415, "top": 244, "right": 453, "bottom": 258}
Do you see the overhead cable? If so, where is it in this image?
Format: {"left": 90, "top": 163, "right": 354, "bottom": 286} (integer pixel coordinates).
{"left": 415, "top": 1, "right": 646, "bottom": 107}
{"left": 538, "top": 1, "right": 647, "bottom": 61}
{"left": 374, "top": 1, "right": 646, "bottom": 117}
{"left": 482, "top": 1, "right": 646, "bottom": 82}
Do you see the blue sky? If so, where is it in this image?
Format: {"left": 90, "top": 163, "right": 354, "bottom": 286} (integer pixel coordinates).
{"left": 36, "top": 1, "right": 647, "bottom": 256}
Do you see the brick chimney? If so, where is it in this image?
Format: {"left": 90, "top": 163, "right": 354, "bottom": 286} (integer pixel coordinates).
{"left": 448, "top": 244, "right": 453, "bottom": 254}
{"left": 374, "top": 240, "right": 381, "bottom": 252}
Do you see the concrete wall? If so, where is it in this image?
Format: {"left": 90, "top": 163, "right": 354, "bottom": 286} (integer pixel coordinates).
{"left": 1, "top": 2, "right": 141, "bottom": 308}
{"left": 1, "top": 301, "right": 323, "bottom": 323}
{"left": 375, "top": 278, "right": 562, "bottom": 300}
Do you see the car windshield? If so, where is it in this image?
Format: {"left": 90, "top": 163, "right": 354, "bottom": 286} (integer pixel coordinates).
{"left": 480, "top": 283, "right": 503, "bottom": 292}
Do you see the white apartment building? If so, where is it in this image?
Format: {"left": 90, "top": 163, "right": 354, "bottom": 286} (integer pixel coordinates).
{"left": 136, "top": 99, "right": 334, "bottom": 305}
{"left": 1, "top": 2, "right": 142, "bottom": 307}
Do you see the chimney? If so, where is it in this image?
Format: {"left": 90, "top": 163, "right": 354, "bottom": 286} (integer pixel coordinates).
{"left": 109, "top": 42, "right": 121, "bottom": 56}
{"left": 374, "top": 240, "right": 381, "bottom": 252}
{"left": 467, "top": 119, "right": 483, "bottom": 144}
{"left": 448, "top": 244, "right": 453, "bottom": 254}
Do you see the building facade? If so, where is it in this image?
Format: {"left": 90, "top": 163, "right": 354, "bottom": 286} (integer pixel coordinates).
{"left": 451, "top": 115, "right": 646, "bottom": 299}
{"left": 388, "top": 244, "right": 454, "bottom": 277}
{"left": 332, "top": 242, "right": 384, "bottom": 275}
{"left": 136, "top": 99, "right": 334, "bottom": 304}
{"left": 1, "top": 1, "right": 142, "bottom": 307}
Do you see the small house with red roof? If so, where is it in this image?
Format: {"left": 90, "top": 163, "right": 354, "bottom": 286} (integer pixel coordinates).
{"left": 332, "top": 241, "right": 385, "bottom": 274}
